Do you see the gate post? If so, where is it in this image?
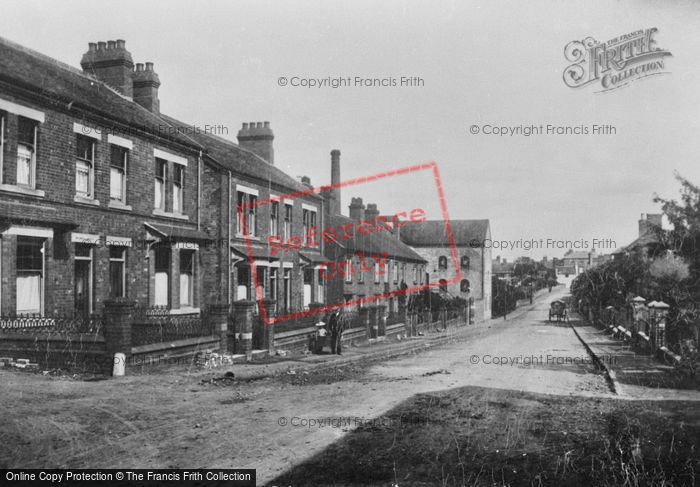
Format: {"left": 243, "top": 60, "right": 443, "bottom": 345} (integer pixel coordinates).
{"left": 232, "top": 300, "right": 255, "bottom": 360}
{"left": 103, "top": 299, "right": 136, "bottom": 375}
{"left": 208, "top": 303, "right": 230, "bottom": 353}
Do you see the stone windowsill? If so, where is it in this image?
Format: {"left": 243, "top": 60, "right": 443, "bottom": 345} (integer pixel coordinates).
{"left": 169, "top": 307, "right": 200, "bottom": 315}
{"left": 108, "top": 200, "right": 133, "bottom": 211}
{"left": 0, "top": 183, "right": 45, "bottom": 198}
{"left": 234, "top": 234, "right": 261, "bottom": 242}
{"left": 73, "top": 195, "right": 100, "bottom": 206}
{"left": 152, "top": 208, "right": 189, "bottom": 221}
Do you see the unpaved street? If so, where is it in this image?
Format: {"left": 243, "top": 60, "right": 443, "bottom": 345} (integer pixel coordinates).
{"left": 1, "top": 289, "right": 612, "bottom": 485}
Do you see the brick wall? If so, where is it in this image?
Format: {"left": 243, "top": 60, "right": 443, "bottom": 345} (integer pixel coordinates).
{"left": 0, "top": 89, "right": 204, "bottom": 316}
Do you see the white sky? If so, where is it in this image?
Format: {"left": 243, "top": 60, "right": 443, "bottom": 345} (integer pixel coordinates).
{"left": 2, "top": 0, "right": 699, "bottom": 259}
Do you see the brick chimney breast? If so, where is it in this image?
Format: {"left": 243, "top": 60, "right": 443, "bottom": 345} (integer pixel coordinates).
{"left": 81, "top": 40, "right": 134, "bottom": 97}
{"left": 237, "top": 121, "right": 274, "bottom": 164}
{"left": 365, "top": 203, "right": 379, "bottom": 222}
{"left": 132, "top": 61, "right": 161, "bottom": 114}
{"left": 349, "top": 197, "right": 365, "bottom": 221}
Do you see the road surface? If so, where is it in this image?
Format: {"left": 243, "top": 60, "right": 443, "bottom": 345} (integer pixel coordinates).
{"left": 0, "top": 287, "right": 611, "bottom": 484}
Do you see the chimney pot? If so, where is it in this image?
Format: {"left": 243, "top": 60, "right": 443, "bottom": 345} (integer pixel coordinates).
{"left": 242, "top": 122, "right": 248, "bottom": 129}
{"left": 145, "top": 62, "right": 154, "bottom": 71}
{"left": 82, "top": 40, "right": 134, "bottom": 97}
{"left": 264, "top": 121, "right": 270, "bottom": 128}
{"left": 135, "top": 63, "right": 144, "bottom": 71}
{"left": 249, "top": 121, "right": 255, "bottom": 128}
{"left": 116, "top": 39, "right": 126, "bottom": 49}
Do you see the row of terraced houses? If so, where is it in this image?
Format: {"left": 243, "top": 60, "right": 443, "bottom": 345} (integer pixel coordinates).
{"left": 0, "top": 37, "right": 491, "bottom": 346}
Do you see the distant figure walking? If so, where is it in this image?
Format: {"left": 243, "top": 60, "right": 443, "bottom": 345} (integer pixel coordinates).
{"left": 328, "top": 310, "right": 348, "bottom": 355}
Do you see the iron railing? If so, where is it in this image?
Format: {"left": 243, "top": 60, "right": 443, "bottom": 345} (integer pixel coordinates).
{"left": 131, "top": 307, "right": 212, "bottom": 346}
{"left": 0, "top": 313, "right": 104, "bottom": 335}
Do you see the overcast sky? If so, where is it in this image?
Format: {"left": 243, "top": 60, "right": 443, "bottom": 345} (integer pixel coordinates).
{"left": 2, "top": 0, "right": 699, "bottom": 259}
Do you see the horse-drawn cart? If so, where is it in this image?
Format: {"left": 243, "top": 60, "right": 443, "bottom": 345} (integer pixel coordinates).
{"left": 548, "top": 300, "right": 569, "bottom": 322}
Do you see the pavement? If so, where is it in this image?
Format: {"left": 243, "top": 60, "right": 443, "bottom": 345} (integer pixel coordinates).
{"left": 568, "top": 311, "right": 700, "bottom": 401}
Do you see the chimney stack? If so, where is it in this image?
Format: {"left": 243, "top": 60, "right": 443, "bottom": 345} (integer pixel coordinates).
{"left": 638, "top": 213, "right": 663, "bottom": 238}
{"left": 329, "top": 149, "right": 341, "bottom": 216}
{"left": 132, "top": 61, "right": 161, "bottom": 113}
{"left": 237, "top": 122, "right": 274, "bottom": 164}
{"left": 81, "top": 39, "right": 134, "bottom": 97}
{"left": 365, "top": 203, "right": 379, "bottom": 222}
{"left": 300, "top": 176, "right": 312, "bottom": 188}
{"left": 349, "top": 197, "right": 365, "bottom": 221}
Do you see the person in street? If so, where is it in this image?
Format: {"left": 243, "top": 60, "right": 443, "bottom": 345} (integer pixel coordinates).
{"left": 327, "top": 310, "right": 347, "bottom": 355}
{"left": 312, "top": 320, "right": 327, "bottom": 354}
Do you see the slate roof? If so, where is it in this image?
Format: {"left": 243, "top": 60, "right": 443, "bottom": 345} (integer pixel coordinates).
{"left": 0, "top": 36, "right": 203, "bottom": 151}
{"left": 399, "top": 220, "right": 490, "bottom": 247}
{"left": 0, "top": 35, "right": 322, "bottom": 198}
{"left": 330, "top": 215, "right": 426, "bottom": 263}
{"left": 161, "top": 115, "right": 320, "bottom": 197}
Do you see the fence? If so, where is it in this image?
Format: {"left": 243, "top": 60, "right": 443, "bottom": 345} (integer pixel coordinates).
{"left": 575, "top": 296, "right": 695, "bottom": 364}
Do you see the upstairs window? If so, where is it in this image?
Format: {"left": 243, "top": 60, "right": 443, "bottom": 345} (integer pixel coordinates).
{"left": 154, "top": 159, "right": 167, "bottom": 210}
{"left": 439, "top": 279, "right": 448, "bottom": 293}
{"left": 236, "top": 190, "right": 257, "bottom": 237}
{"left": 461, "top": 255, "right": 470, "bottom": 270}
{"left": 76, "top": 135, "right": 95, "bottom": 198}
{"left": 460, "top": 279, "right": 470, "bottom": 293}
{"left": 302, "top": 207, "right": 317, "bottom": 245}
{"left": 17, "top": 117, "right": 37, "bottom": 188}
{"left": 173, "top": 164, "right": 185, "bottom": 214}
{"left": 344, "top": 259, "right": 352, "bottom": 283}
{"left": 438, "top": 256, "right": 448, "bottom": 270}
{"left": 110, "top": 145, "right": 128, "bottom": 203}
{"left": 283, "top": 203, "right": 293, "bottom": 241}
{"left": 270, "top": 201, "right": 279, "bottom": 237}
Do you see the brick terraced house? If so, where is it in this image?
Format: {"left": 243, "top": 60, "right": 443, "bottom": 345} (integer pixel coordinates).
{"left": 320, "top": 151, "right": 428, "bottom": 315}
{"left": 0, "top": 37, "right": 213, "bottom": 317}
{"left": 0, "top": 37, "right": 333, "bottom": 321}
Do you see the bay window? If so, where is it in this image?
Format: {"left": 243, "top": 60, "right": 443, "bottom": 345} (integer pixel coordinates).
{"left": 154, "top": 246, "right": 170, "bottom": 306}
{"left": 179, "top": 250, "right": 194, "bottom": 307}
{"left": 109, "top": 247, "right": 127, "bottom": 298}
{"left": 16, "top": 237, "right": 44, "bottom": 315}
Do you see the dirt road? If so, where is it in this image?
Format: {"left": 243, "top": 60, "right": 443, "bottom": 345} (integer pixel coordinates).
{"left": 0, "top": 288, "right": 611, "bottom": 484}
